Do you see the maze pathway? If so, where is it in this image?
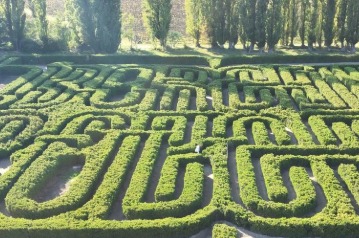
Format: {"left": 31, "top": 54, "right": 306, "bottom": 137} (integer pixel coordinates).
{"left": 0, "top": 61, "right": 359, "bottom": 237}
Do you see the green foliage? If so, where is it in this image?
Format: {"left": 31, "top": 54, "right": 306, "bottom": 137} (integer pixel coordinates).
{"left": 66, "top": 0, "right": 121, "bottom": 53}
{"left": 28, "top": 0, "right": 48, "bottom": 48}
{"left": 143, "top": 0, "right": 172, "bottom": 48}
{"left": 2, "top": 58, "right": 359, "bottom": 237}
{"left": 266, "top": 0, "right": 283, "bottom": 51}
{"left": 185, "top": 0, "right": 203, "bottom": 47}
{"left": 212, "top": 223, "right": 238, "bottom": 238}
{"left": 1, "top": 0, "right": 26, "bottom": 50}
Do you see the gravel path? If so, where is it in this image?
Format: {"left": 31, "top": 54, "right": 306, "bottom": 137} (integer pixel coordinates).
{"left": 145, "top": 141, "right": 169, "bottom": 203}
{"left": 109, "top": 141, "right": 146, "bottom": 220}
{"left": 190, "top": 96, "right": 197, "bottom": 110}
{"left": 281, "top": 169, "right": 296, "bottom": 201}
{"left": 303, "top": 121, "right": 320, "bottom": 145}
{"left": 227, "top": 144, "right": 244, "bottom": 205}
{"left": 253, "top": 158, "right": 269, "bottom": 201}
{"left": 222, "top": 85, "right": 229, "bottom": 106}
{"left": 246, "top": 127, "right": 255, "bottom": 144}
{"left": 202, "top": 164, "right": 213, "bottom": 207}
{"left": 206, "top": 119, "right": 213, "bottom": 137}
{"left": 305, "top": 167, "right": 327, "bottom": 216}
{"left": 0, "top": 158, "right": 11, "bottom": 175}
{"left": 190, "top": 221, "right": 284, "bottom": 238}
{"left": 184, "top": 121, "right": 194, "bottom": 144}
{"left": 331, "top": 165, "right": 359, "bottom": 214}
{"left": 0, "top": 75, "right": 19, "bottom": 90}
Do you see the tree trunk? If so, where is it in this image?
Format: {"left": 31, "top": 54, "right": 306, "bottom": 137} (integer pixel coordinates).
{"left": 160, "top": 38, "right": 166, "bottom": 49}
{"left": 301, "top": 39, "right": 305, "bottom": 48}
{"left": 308, "top": 42, "right": 314, "bottom": 52}
{"left": 211, "top": 41, "right": 219, "bottom": 48}
{"left": 289, "top": 37, "right": 294, "bottom": 47}
{"left": 229, "top": 42, "right": 236, "bottom": 49}
{"left": 249, "top": 42, "right": 255, "bottom": 52}
{"left": 195, "top": 37, "right": 200, "bottom": 48}
{"left": 340, "top": 42, "right": 346, "bottom": 52}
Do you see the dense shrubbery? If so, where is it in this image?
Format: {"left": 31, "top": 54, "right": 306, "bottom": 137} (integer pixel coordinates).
{"left": 1, "top": 61, "right": 359, "bottom": 237}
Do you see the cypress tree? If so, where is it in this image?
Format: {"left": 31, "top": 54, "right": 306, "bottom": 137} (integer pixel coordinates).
{"left": 69, "top": 0, "right": 121, "bottom": 53}
{"left": 214, "top": 0, "right": 229, "bottom": 48}
{"left": 323, "top": 0, "right": 336, "bottom": 49}
{"left": 245, "top": 0, "right": 257, "bottom": 52}
{"left": 185, "top": 0, "right": 203, "bottom": 47}
{"left": 299, "top": 0, "right": 309, "bottom": 47}
{"left": 143, "top": 0, "right": 172, "bottom": 48}
{"left": 316, "top": 0, "right": 324, "bottom": 48}
{"left": 227, "top": 0, "right": 241, "bottom": 49}
{"left": 255, "top": 0, "right": 267, "bottom": 53}
{"left": 281, "top": 0, "right": 290, "bottom": 46}
{"left": 1, "top": 0, "right": 26, "bottom": 50}
{"left": 288, "top": 0, "right": 298, "bottom": 46}
{"left": 336, "top": 0, "right": 348, "bottom": 49}
{"left": 238, "top": 0, "right": 248, "bottom": 50}
{"left": 346, "top": 0, "right": 359, "bottom": 52}
{"left": 267, "top": 0, "right": 283, "bottom": 52}
{"left": 29, "top": 0, "right": 48, "bottom": 48}
{"left": 95, "top": 0, "right": 121, "bottom": 53}
{"left": 307, "top": 0, "right": 319, "bottom": 50}
{"left": 64, "top": 0, "right": 82, "bottom": 47}
{"left": 228, "top": 0, "right": 241, "bottom": 49}
{"left": 201, "top": 0, "right": 220, "bottom": 48}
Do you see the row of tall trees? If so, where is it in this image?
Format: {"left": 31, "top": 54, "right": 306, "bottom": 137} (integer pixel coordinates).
{"left": 0, "top": 0, "right": 358, "bottom": 52}
{"left": 0, "top": 0, "right": 121, "bottom": 53}
{"left": 184, "top": 0, "right": 359, "bottom": 52}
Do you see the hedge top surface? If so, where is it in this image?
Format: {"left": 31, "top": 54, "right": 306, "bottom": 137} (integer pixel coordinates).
{"left": 0, "top": 56, "right": 359, "bottom": 237}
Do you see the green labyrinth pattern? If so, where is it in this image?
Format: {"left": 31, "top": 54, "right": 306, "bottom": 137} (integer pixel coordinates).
{"left": 1, "top": 61, "right": 359, "bottom": 237}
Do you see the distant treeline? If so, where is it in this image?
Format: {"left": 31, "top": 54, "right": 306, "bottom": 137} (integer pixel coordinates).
{"left": 0, "top": 0, "right": 358, "bottom": 53}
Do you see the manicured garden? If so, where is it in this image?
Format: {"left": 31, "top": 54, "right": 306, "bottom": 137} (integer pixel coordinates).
{"left": 1, "top": 54, "right": 359, "bottom": 237}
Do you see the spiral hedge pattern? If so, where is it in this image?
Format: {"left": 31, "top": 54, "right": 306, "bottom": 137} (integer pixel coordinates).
{"left": 1, "top": 57, "right": 359, "bottom": 237}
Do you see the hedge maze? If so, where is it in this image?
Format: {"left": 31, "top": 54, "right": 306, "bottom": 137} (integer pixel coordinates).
{"left": 1, "top": 58, "right": 359, "bottom": 237}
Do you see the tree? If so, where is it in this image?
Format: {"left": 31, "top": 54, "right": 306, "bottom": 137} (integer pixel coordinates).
{"left": 28, "top": 0, "right": 48, "bottom": 48}
{"left": 346, "top": 0, "right": 359, "bottom": 52}
{"left": 64, "top": 0, "right": 82, "bottom": 48}
{"left": 143, "top": 0, "right": 172, "bottom": 48}
{"left": 255, "top": 0, "right": 267, "bottom": 52}
{"left": 214, "top": 0, "right": 229, "bottom": 47}
{"left": 315, "top": 0, "right": 324, "bottom": 48}
{"left": 298, "top": 0, "right": 309, "bottom": 47}
{"left": 0, "top": 5, "right": 8, "bottom": 44}
{"left": 238, "top": 0, "right": 248, "bottom": 50}
{"left": 122, "top": 13, "right": 136, "bottom": 49}
{"left": 185, "top": 0, "right": 203, "bottom": 47}
{"left": 245, "top": 0, "right": 257, "bottom": 52}
{"left": 281, "top": 0, "right": 290, "bottom": 46}
{"left": 202, "top": 0, "right": 219, "bottom": 48}
{"left": 307, "top": 0, "right": 319, "bottom": 50}
{"left": 267, "top": 0, "right": 283, "bottom": 52}
{"left": 323, "top": 0, "right": 336, "bottom": 49}
{"left": 336, "top": 0, "right": 348, "bottom": 49}
{"left": 94, "top": 0, "right": 122, "bottom": 53}
{"left": 288, "top": 0, "right": 298, "bottom": 46}
{"left": 67, "top": 0, "right": 121, "bottom": 53}
{"left": 228, "top": 0, "right": 241, "bottom": 49}
{"left": 0, "top": 0, "right": 26, "bottom": 50}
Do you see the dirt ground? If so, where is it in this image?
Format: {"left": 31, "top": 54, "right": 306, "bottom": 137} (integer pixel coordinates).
{"left": 33, "top": 165, "right": 82, "bottom": 202}
{"left": 0, "top": 158, "right": 11, "bottom": 175}
{"left": 0, "top": 75, "right": 19, "bottom": 90}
